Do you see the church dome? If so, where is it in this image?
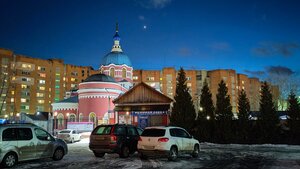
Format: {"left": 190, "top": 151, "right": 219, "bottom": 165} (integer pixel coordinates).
{"left": 100, "top": 22, "right": 132, "bottom": 67}
{"left": 84, "top": 73, "right": 116, "bottom": 83}
{"left": 101, "top": 52, "right": 132, "bottom": 66}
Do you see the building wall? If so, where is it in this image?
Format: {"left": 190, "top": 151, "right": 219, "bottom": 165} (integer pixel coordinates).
{"left": 249, "top": 78, "right": 260, "bottom": 111}
{"left": 208, "top": 69, "right": 238, "bottom": 114}
{"left": 0, "top": 48, "right": 98, "bottom": 118}
{"left": 100, "top": 64, "right": 133, "bottom": 83}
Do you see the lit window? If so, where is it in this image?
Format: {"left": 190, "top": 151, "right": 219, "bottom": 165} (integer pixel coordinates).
{"left": 36, "top": 93, "right": 44, "bottom": 97}
{"left": 39, "top": 73, "right": 46, "bottom": 78}
{"left": 146, "top": 77, "right": 155, "bottom": 81}
{"left": 110, "top": 68, "right": 115, "bottom": 77}
{"left": 12, "top": 76, "right": 16, "bottom": 80}
{"left": 11, "top": 91, "right": 14, "bottom": 95}
{"left": 21, "top": 84, "right": 28, "bottom": 89}
{"left": 122, "top": 68, "right": 126, "bottom": 78}
{"left": 160, "top": 77, "right": 163, "bottom": 81}
{"left": 39, "top": 80, "right": 46, "bottom": 84}
{"left": 21, "top": 105, "right": 30, "bottom": 110}
{"left": 11, "top": 98, "right": 14, "bottom": 102}
{"left": 21, "top": 98, "right": 27, "bottom": 103}
{"left": 21, "top": 64, "right": 32, "bottom": 69}
{"left": 242, "top": 86, "right": 245, "bottom": 90}
{"left": 187, "top": 83, "right": 192, "bottom": 87}
{"left": 38, "top": 100, "right": 45, "bottom": 104}
{"left": 133, "top": 76, "right": 138, "bottom": 80}
{"left": 38, "top": 66, "right": 46, "bottom": 71}
{"left": 71, "top": 78, "right": 76, "bottom": 82}
{"left": 39, "top": 86, "right": 45, "bottom": 90}
{"left": 242, "top": 81, "right": 245, "bottom": 84}
{"left": 187, "top": 77, "right": 191, "bottom": 81}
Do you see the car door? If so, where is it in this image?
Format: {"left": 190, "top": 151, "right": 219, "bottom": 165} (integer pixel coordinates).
{"left": 16, "top": 128, "right": 36, "bottom": 160}
{"left": 34, "top": 128, "right": 55, "bottom": 158}
{"left": 175, "top": 128, "right": 191, "bottom": 152}
{"left": 181, "top": 129, "right": 194, "bottom": 151}
{"left": 126, "top": 126, "right": 139, "bottom": 152}
{"left": 2, "top": 128, "right": 36, "bottom": 161}
{"left": 73, "top": 130, "right": 81, "bottom": 141}
{"left": 172, "top": 129, "right": 184, "bottom": 152}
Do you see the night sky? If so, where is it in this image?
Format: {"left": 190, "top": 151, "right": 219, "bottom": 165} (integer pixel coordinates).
{"left": 1, "top": 0, "right": 300, "bottom": 78}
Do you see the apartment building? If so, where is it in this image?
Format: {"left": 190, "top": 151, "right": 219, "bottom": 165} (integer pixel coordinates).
{"left": 0, "top": 47, "right": 279, "bottom": 118}
{"left": 133, "top": 68, "right": 274, "bottom": 115}
{"left": 0, "top": 48, "right": 98, "bottom": 118}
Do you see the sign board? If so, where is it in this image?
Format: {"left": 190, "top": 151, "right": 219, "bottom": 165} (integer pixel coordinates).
{"left": 0, "top": 119, "right": 7, "bottom": 124}
{"left": 67, "top": 122, "right": 94, "bottom": 132}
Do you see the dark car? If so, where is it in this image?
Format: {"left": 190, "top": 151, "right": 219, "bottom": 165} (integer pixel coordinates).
{"left": 89, "top": 124, "right": 143, "bottom": 158}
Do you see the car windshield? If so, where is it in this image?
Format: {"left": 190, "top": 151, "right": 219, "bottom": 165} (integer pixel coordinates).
{"left": 141, "top": 128, "right": 165, "bottom": 137}
{"left": 59, "top": 130, "right": 71, "bottom": 134}
{"left": 92, "top": 126, "right": 112, "bottom": 135}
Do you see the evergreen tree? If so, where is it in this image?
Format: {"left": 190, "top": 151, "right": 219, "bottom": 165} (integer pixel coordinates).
{"left": 287, "top": 91, "right": 300, "bottom": 142}
{"left": 215, "top": 80, "right": 233, "bottom": 120}
{"left": 170, "top": 67, "right": 196, "bottom": 132}
{"left": 196, "top": 80, "right": 215, "bottom": 141}
{"left": 258, "top": 81, "right": 279, "bottom": 143}
{"left": 238, "top": 89, "right": 250, "bottom": 121}
{"left": 199, "top": 80, "right": 215, "bottom": 120}
{"left": 215, "top": 80, "right": 233, "bottom": 143}
{"left": 237, "top": 89, "right": 250, "bottom": 142}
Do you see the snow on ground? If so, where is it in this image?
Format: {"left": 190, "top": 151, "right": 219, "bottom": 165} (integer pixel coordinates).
{"left": 13, "top": 138, "right": 300, "bottom": 169}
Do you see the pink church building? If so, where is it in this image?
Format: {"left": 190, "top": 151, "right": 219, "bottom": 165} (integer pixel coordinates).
{"left": 51, "top": 23, "right": 132, "bottom": 130}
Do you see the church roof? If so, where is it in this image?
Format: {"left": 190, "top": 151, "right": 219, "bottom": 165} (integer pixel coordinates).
{"left": 57, "top": 96, "right": 78, "bottom": 103}
{"left": 84, "top": 73, "right": 116, "bottom": 83}
{"left": 101, "top": 51, "right": 132, "bottom": 66}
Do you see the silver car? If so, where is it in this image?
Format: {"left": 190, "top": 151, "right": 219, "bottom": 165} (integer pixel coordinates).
{"left": 57, "top": 129, "right": 81, "bottom": 143}
{"left": 0, "top": 123, "right": 68, "bottom": 168}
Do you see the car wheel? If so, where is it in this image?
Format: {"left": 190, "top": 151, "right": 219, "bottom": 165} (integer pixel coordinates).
{"left": 53, "top": 148, "right": 64, "bottom": 161}
{"left": 192, "top": 144, "right": 200, "bottom": 158}
{"left": 168, "top": 146, "right": 178, "bottom": 161}
{"left": 119, "top": 146, "right": 130, "bottom": 158}
{"left": 93, "top": 152, "right": 105, "bottom": 158}
{"left": 2, "top": 152, "right": 17, "bottom": 168}
{"left": 138, "top": 152, "right": 148, "bottom": 160}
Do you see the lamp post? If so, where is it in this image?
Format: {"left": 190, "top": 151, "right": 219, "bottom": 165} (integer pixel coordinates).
{"left": 53, "top": 111, "right": 57, "bottom": 135}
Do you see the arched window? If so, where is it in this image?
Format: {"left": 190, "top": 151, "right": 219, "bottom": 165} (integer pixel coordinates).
{"left": 89, "top": 112, "right": 97, "bottom": 127}
{"left": 79, "top": 113, "right": 83, "bottom": 122}
{"left": 68, "top": 113, "right": 76, "bottom": 122}
{"left": 122, "top": 68, "right": 126, "bottom": 78}
{"left": 110, "top": 68, "right": 115, "bottom": 77}
{"left": 57, "top": 113, "right": 64, "bottom": 129}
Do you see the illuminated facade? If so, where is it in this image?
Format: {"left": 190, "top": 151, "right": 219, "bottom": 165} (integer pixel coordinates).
{"left": 0, "top": 48, "right": 98, "bottom": 118}
{"left": 133, "top": 68, "right": 280, "bottom": 114}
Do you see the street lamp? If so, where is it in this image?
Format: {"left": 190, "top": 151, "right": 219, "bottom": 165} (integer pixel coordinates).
{"left": 206, "top": 115, "right": 210, "bottom": 120}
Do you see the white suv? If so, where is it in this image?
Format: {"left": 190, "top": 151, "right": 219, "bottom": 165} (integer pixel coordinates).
{"left": 137, "top": 126, "right": 200, "bottom": 161}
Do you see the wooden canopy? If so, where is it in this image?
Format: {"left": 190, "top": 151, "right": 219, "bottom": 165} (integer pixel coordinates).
{"left": 113, "top": 82, "right": 173, "bottom": 112}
